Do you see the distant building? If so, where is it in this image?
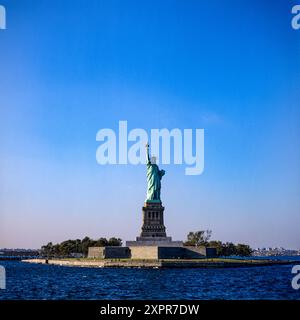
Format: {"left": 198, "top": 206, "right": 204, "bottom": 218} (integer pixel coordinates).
{"left": 252, "top": 247, "right": 299, "bottom": 257}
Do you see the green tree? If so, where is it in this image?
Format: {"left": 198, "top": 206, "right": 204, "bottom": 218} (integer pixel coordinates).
{"left": 235, "top": 244, "right": 252, "bottom": 256}
{"left": 81, "top": 236, "right": 96, "bottom": 256}
{"left": 52, "top": 244, "right": 61, "bottom": 257}
{"left": 95, "top": 237, "right": 109, "bottom": 247}
{"left": 41, "top": 235, "right": 123, "bottom": 257}
{"left": 108, "top": 237, "right": 122, "bottom": 246}
{"left": 59, "top": 240, "right": 79, "bottom": 256}
{"left": 41, "top": 242, "right": 53, "bottom": 257}
{"left": 184, "top": 230, "right": 212, "bottom": 246}
{"left": 207, "top": 240, "right": 223, "bottom": 255}
{"left": 207, "top": 240, "right": 252, "bottom": 257}
{"left": 222, "top": 242, "right": 237, "bottom": 256}
{"left": 74, "top": 239, "right": 82, "bottom": 253}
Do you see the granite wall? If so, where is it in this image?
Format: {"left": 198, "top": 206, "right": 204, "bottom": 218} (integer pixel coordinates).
{"left": 88, "top": 246, "right": 216, "bottom": 259}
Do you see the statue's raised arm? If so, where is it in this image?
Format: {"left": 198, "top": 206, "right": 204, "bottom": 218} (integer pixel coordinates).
{"left": 145, "top": 142, "right": 151, "bottom": 164}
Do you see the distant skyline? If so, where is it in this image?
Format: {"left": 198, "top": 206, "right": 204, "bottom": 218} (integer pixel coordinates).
{"left": 1, "top": 0, "right": 299, "bottom": 249}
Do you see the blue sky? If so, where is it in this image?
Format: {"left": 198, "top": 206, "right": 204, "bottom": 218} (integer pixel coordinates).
{"left": 0, "top": 0, "right": 299, "bottom": 249}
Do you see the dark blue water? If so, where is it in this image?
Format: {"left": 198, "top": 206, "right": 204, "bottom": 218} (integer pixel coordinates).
{"left": 0, "top": 257, "right": 300, "bottom": 300}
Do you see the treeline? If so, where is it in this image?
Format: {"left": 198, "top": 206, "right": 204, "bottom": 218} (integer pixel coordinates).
{"left": 40, "top": 230, "right": 252, "bottom": 258}
{"left": 41, "top": 236, "right": 122, "bottom": 257}
{"left": 184, "top": 230, "right": 252, "bottom": 257}
{"left": 207, "top": 241, "right": 252, "bottom": 257}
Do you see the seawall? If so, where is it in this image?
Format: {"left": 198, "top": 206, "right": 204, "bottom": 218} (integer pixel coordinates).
{"left": 22, "top": 258, "right": 297, "bottom": 268}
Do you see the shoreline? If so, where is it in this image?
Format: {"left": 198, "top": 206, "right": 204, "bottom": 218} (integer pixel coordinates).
{"left": 21, "top": 258, "right": 298, "bottom": 268}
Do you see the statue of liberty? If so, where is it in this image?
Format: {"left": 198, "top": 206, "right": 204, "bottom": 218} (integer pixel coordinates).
{"left": 145, "top": 143, "right": 165, "bottom": 201}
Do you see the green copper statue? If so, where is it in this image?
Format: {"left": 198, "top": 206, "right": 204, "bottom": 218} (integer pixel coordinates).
{"left": 145, "top": 143, "right": 165, "bottom": 202}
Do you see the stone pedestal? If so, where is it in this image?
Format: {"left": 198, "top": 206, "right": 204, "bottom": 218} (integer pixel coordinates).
{"left": 140, "top": 201, "right": 167, "bottom": 238}
{"left": 126, "top": 200, "right": 183, "bottom": 247}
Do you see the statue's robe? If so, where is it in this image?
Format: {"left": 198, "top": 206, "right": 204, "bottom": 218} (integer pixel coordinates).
{"left": 146, "top": 161, "right": 165, "bottom": 201}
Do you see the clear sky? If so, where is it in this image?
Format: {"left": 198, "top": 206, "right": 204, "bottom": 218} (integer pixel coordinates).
{"left": 1, "top": 0, "right": 299, "bottom": 249}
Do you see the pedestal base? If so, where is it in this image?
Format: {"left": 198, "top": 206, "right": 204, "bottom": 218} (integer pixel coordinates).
{"left": 126, "top": 238, "right": 183, "bottom": 247}
{"left": 126, "top": 200, "right": 183, "bottom": 247}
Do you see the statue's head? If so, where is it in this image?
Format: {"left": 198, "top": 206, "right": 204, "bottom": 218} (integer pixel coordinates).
{"left": 151, "top": 156, "right": 157, "bottom": 164}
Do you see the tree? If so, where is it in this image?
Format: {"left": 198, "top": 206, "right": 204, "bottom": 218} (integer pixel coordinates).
{"left": 59, "top": 240, "right": 79, "bottom": 256}
{"left": 74, "top": 239, "right": 82, "bottom": 253}
{"left": 95, "top": 237, "right": 109, "bottom": 247}
{"left": 222, "top": 242, "right": 237, "bottom": 256}
{"left": 207, "top": 240, "right": 223, "bottom": 255}
{"left": 108, "top": 237, "right": 122, "bottom": 246}
{"left": 184, "top": 230, "right": 212, "bottom": 246}
{"left": 207, "top": 240, "right": 252, "bottom": 257}
{"left": 81, "top": 236, "right": 96, "bottom": 256}
{"left": 52, "top": 244, "right": 61, "bottom": 257}
{"left": 183, "top": 230, "right": 253, "bottom": 257}
{"left": 41, "top": 242, "right": 53, "bottom": 257}
{"left": 40, "top": 236, "right": 122, "bottom": 257}
{"left": 235, "top": 244, "right": 252, "bottom": 256}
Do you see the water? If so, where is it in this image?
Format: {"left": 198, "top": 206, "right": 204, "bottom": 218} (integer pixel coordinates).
{"left": 0, "top": 257, "right": 300, "bottom": 300}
